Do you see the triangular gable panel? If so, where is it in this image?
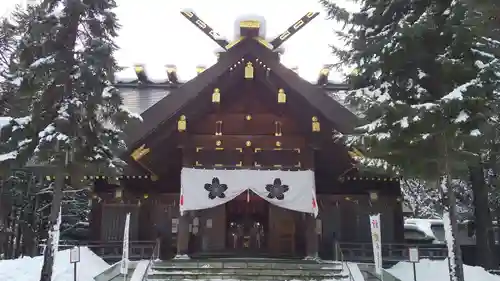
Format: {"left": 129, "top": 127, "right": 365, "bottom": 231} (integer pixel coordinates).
{"left": 246, "top": 41, "right": 358, "bottom": 134}
{"left": 125, "top": 39, "right": 254, "bottom": 146}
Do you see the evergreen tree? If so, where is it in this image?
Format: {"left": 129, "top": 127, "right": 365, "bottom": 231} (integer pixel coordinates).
{"left": 321, "top": 0, "right": 500, "bottom": 279}
{"left": 0, "top": 1, "right": 140, "bottom": 280}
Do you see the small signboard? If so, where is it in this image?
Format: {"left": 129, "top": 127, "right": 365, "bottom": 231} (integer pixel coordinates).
{"left": 70, "top": 246, "right": 80, "bottom": 263}
{"left": 409, "top": 247, "right": 419, "bottom": 263}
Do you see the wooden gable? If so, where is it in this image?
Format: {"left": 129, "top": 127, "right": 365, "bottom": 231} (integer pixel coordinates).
{"left": 124, "top": 39, "right": 357, "bottom": 155}
{"left": 183, "top": 77, "right": 309, "bottom": 169}
{"left": 123, "top": 38, "right": 359, "bottom": 178}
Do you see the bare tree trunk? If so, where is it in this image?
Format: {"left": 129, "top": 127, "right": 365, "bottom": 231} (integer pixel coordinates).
{"left": 440, "top": 174, "right": 465, "bottom": 281}
{"left": 39, "top": 171, "right": 64, "bottom": 281}
{"left": 469, "top": 164, "right": 496, "bottom": 268}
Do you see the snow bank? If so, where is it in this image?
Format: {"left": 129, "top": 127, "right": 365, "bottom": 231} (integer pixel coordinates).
{"left": 388, "top": 259, "right": 500, "bottom": 281}
{"left": 0, "top": 247, "right": 109, "bottom": 281}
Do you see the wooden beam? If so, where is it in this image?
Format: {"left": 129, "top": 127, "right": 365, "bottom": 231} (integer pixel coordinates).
{"left": 269, "top": 12, "right": 320, "bottom": 50}
{"left": 185, "top": 135, "right": 306, "bottom": 150}
{"left": 180, "top": 9, "right": 231, "bottom": 50}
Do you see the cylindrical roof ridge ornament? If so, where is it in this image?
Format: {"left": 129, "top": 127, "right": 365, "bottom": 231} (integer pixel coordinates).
{"left": 234, "top": 15, "right": 267, "bottom": 39}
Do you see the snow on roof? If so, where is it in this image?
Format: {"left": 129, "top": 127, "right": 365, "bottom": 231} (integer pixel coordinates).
{"left": 388, "top": 258, "right": 500, "bottom": 281}
{"left": 115, "top": 63, "right": 344, "bottom": 85}
{"left": 0, "top": 247, "right": 109, "bottom": 281}
{"left": 405, "top": 218, "right": 445, "bottom": 241}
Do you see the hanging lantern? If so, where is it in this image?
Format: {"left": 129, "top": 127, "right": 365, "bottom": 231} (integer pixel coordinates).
{"left": 212, "top": 88, "right": 221, "bottom": 103}
{"left": 277, "top": 89, "right": 286, "bottom": 103}
{"left": 245, "top": 62, "right": 254, "bottom": 79}
{"left": 312, "top": 116, "right": 320, "bottom": 132}
{"left": 178, "top": 115, "right": 187, "bottom": 132}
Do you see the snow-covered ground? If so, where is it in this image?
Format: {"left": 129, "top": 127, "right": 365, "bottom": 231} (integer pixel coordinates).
{"left": 0, "top": 247, "right": 109, "bottom": 281}
{"left": 388, "top": 259, "right": 500, "bottom": 281}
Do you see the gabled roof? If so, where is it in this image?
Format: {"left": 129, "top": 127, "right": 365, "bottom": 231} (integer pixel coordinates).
{"left": 124, "top": 39, "right": 255, "bottom": 145}
{"left": 124, "top": 38, "right": 358, "bottom": 149}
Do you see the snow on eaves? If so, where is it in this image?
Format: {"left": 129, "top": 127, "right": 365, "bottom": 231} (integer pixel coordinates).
{"left": 115, "top": 63, "right": 346, "bottom": 85}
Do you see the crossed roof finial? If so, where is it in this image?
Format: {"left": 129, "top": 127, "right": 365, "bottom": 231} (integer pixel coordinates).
{"left": 180, "top": 9, "right": 319, "bottom": 51}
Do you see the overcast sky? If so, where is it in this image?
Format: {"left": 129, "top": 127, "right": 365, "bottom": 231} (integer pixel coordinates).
{"left": 1, "top": 0, "right": 357, "bottom": 81}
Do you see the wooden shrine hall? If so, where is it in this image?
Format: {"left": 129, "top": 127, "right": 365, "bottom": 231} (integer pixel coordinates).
{"left": 88, "top": 11, "right": 405, "bottom": 260}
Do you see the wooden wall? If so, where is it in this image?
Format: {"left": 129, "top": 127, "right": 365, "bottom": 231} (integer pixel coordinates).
{"left": 91, "top": 192, "right": 403, "bottom": 247}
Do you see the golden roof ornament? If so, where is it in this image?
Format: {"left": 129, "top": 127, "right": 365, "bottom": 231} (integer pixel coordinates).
{"left": 178, "top": 115, "right": 187, "bottom": 132}
{"left": 245, "top": 62, "right": 254, "bottom": 79}
{"left": 312, "top": 116, "right": 320, "bottom": 132}
{"left": 278, "top": 88, "right": 286, "bottom": 103}
{"left": 212, "top": 88, "right": 221, "bottom": 103}
{"left": 131, "top": 144, "right": 150, "bottom": 161}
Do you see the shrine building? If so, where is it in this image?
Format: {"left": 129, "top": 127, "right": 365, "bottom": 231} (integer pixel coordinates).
{"left": 88, "top": 12, "right": 405, "bottom": 260}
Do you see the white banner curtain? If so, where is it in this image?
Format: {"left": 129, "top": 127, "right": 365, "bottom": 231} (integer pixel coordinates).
{"left": 180, "top": 168, "right": 318, "bottom": 216}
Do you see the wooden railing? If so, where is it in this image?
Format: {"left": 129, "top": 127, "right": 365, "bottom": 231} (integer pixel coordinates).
{"left": 39, "top": 240, "right": 156, "bottom": 262}
{"left": 338, "top": 242, "right": 448, "bottom": 263}
{"left": 44, "top": 240, "right": 448, "bottom": 263}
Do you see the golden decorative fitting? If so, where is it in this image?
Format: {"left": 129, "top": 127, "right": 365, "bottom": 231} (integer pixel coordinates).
{"left": 151, "top": 174, "right": 159, "bottom": 181}
{"left": 245, "top": 115, "right": 252, "bottom": 121}
{"left": 246, "top": 141, "right": 252, "bottom": 147}
{"left": 131, "top": 144, "right": 150, "bottom": 161}
{"left": 134, "top": 64, "right": 144, "bottom": 73}
{"left": 240, "top": 20, "right": 260, "bottom": 28}
{"left": 215, "top": 121, "right": 223, "bottom": 136}
{"left": 196, "top": 66, "right": 206, "bottom": 74}
{"left": 245, "top": 62, "right": 254, "bottom": 79}
{"left": 144, "top": 193, "right": 149, "bottom": 199}
{"left": 278, "top": 89, "right": 286, "bottom": 103}
{"left": 212, "top": 88, "right": 221, "bottom": 103}
{"left": 216, "top": 140, "right": 222, "bottom": 146}
{"left": 312, "top": 116, "right": 320, "bottom": 132}
{"left": 276, "top": 141, "right": 281, "bottom": 147}
{"left": 274, "top": 121, "right": 282, "bottom": 136}
{"left": 178, "top": 115, "right": 187, "bottom": 132}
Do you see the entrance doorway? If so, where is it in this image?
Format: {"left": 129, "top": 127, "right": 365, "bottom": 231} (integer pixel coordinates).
{"left": 226, "top": 191, "right": 269, "bottom": 255}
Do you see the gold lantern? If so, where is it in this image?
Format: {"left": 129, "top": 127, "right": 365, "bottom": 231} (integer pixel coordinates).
{"left": 277, "top": 89, "right": 286, "bottom": 103}
{"left": 245, "top": 62, "right": 254, "bottom": 79}
{"left": 178, "top": 115, "right": 187, "bottom": 132}
{"left": 212, "top": 88, "right": 221, "bottom": 103}
{"left": 312, "top": 116, "right": 320, "bottom": 132}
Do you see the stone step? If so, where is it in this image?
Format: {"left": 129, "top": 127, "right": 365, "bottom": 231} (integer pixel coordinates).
{"left": 149, "top": 259, "right": 348, "bottom": 280}
{"left": 154, "top": 260, "right": 344, "bottom": 270}
{"left": 152, "top": 268, "right": 344, "bottom": 275}
{"left": 148, "top": 272, "right": 349, "bottom": 281}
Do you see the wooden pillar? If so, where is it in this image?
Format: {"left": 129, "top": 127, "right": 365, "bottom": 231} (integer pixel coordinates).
{"left": 176, "top": 212, "right": 190, "bottom": 256}
{"left": 306, "top": 214, "right": 318, "bottom": 257}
